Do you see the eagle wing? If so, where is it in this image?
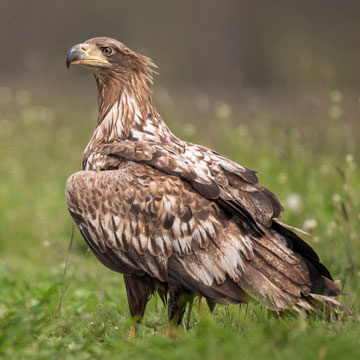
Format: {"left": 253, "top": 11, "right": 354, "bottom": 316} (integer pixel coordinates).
{"left": 66, "top": 161, "right": 324, "bottom": 311}
{"left": 182, "top": 143, "right": 284, "bottom": 227}
{"left": 101, "top": 140, "right": 282, "bottom": 235}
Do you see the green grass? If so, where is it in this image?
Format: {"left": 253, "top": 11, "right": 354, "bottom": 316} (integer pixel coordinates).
{"left": 0, "top": 88, "right": 359, "bottom": 359}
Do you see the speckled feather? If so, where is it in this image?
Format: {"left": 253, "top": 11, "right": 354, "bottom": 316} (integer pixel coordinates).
{"left": 67, "top": 163, "right": 315, "bottom": 310}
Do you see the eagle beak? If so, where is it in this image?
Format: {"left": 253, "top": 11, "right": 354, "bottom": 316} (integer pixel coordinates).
{"left": 66, "top": 44, "right": 109, "bottom": 69}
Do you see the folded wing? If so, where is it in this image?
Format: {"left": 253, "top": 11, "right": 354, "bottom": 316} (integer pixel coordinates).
{"left": 66, "top": 161, "right": 340, "bottom": 312}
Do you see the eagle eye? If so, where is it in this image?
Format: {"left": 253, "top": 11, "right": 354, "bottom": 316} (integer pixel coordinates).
{"left": 101, "top": 47, "right": 113, "bottom": 56}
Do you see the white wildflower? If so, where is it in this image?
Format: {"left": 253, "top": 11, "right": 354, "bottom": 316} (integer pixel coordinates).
{"left": 75, "top": 289, "right": 89, "bottom": 297}
{"left": 303, "top": 219, "right": 317, "bottom": 232}
{"left": 286, "top": 193, "right": 303, "bottom": 213}
{"left": 30, "top": 298, "right": 39, "bottom": 306}
{"left": 332, "top": 194, "right": 341, "bottom": 204}
{"left": 345, "top": 154, "right": 354, "bottom": 164}
{"left": 214, "top": 102, "right": 231, "bottom": 118}
{"left": 330, "top": 90, "right": 342, "bottom": 103}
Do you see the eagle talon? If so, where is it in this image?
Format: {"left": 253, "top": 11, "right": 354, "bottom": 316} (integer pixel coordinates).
{"left": 128, "top": 324, "right": 138, "bottom": 341}
{"left": 165, "top": 326, "right": 181, "bottom": 339}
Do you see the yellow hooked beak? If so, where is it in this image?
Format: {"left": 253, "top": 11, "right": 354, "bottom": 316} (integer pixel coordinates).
{"left": 66, "top": 43, "right": 109, "bottom": 68}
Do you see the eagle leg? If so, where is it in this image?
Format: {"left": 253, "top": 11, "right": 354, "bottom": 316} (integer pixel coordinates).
{"left": 185, "top": 297, "right": 194, "bottom": 330}
{"left": 206, "top": 298, "right": 216, "bottom": 313}
{"left": 124, "top": 274, "right": 155, "bottom": 338}
{"left": 166, "top": 284, "right": 192, "bottom": 337}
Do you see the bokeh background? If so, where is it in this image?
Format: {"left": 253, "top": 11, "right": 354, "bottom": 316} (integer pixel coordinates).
{"left": 1, "top": 0, "right": 360, "bottom": 135}
{"left": 2, "top": 0, "right": 360, "bottom": 90}
{"left": 1, "top": 1, "right": 360, "bottom": 359}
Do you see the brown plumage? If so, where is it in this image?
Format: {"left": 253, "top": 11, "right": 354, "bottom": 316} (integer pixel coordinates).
{"left": 65, "top": 37, "right": 343, "bottom": 331}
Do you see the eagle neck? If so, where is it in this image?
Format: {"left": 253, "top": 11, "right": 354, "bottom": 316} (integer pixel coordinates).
{"left": 93, "top": 74, "right": 176, "bottom": 145}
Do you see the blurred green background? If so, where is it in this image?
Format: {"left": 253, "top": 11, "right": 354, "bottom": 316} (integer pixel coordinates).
{"left": 0, "top": 1, "right": 359, "bottom": 359}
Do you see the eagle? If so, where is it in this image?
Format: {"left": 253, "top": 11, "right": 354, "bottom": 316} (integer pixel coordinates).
{"left": 65, "top": 37, "right": 342, "bottom": 335}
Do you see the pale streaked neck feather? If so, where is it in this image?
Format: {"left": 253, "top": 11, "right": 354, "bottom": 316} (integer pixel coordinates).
{"left": 90, "top": 72, "right": 176, "bottom": 145}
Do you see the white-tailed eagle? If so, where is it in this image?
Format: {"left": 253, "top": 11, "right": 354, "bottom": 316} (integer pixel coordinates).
{"left": 65, "top": 37, "right": 342, "bottom": 335}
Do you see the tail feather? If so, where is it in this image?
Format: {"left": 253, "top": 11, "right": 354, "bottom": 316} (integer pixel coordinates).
{"left": 307, "top": 293, "right": 351, "bottom": 317}
{"left": 235, "top": 228, "right": 348, "bottom": 317}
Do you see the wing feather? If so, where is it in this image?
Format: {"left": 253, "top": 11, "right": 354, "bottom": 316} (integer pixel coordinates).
{"left": 103, "top": 141, "right": 265, "bottom": 235}
{"left": 66, "top": 161, "right": 338, "bottom": 311}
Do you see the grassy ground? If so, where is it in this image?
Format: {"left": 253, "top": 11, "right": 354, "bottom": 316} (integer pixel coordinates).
{"left": 0, "top": 87, "right": 359, "bottom": 359}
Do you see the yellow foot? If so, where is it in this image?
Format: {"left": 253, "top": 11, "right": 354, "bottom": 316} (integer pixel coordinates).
{"left": 128, "top": 324, "right": 137, "bottom": 341}
{"left": 165, "top": 327, "right": 181, "bottom": 339}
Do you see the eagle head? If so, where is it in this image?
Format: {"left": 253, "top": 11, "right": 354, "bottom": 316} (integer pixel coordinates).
{"left": 66, "top": 37, "right": 155, "bottom": 82}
